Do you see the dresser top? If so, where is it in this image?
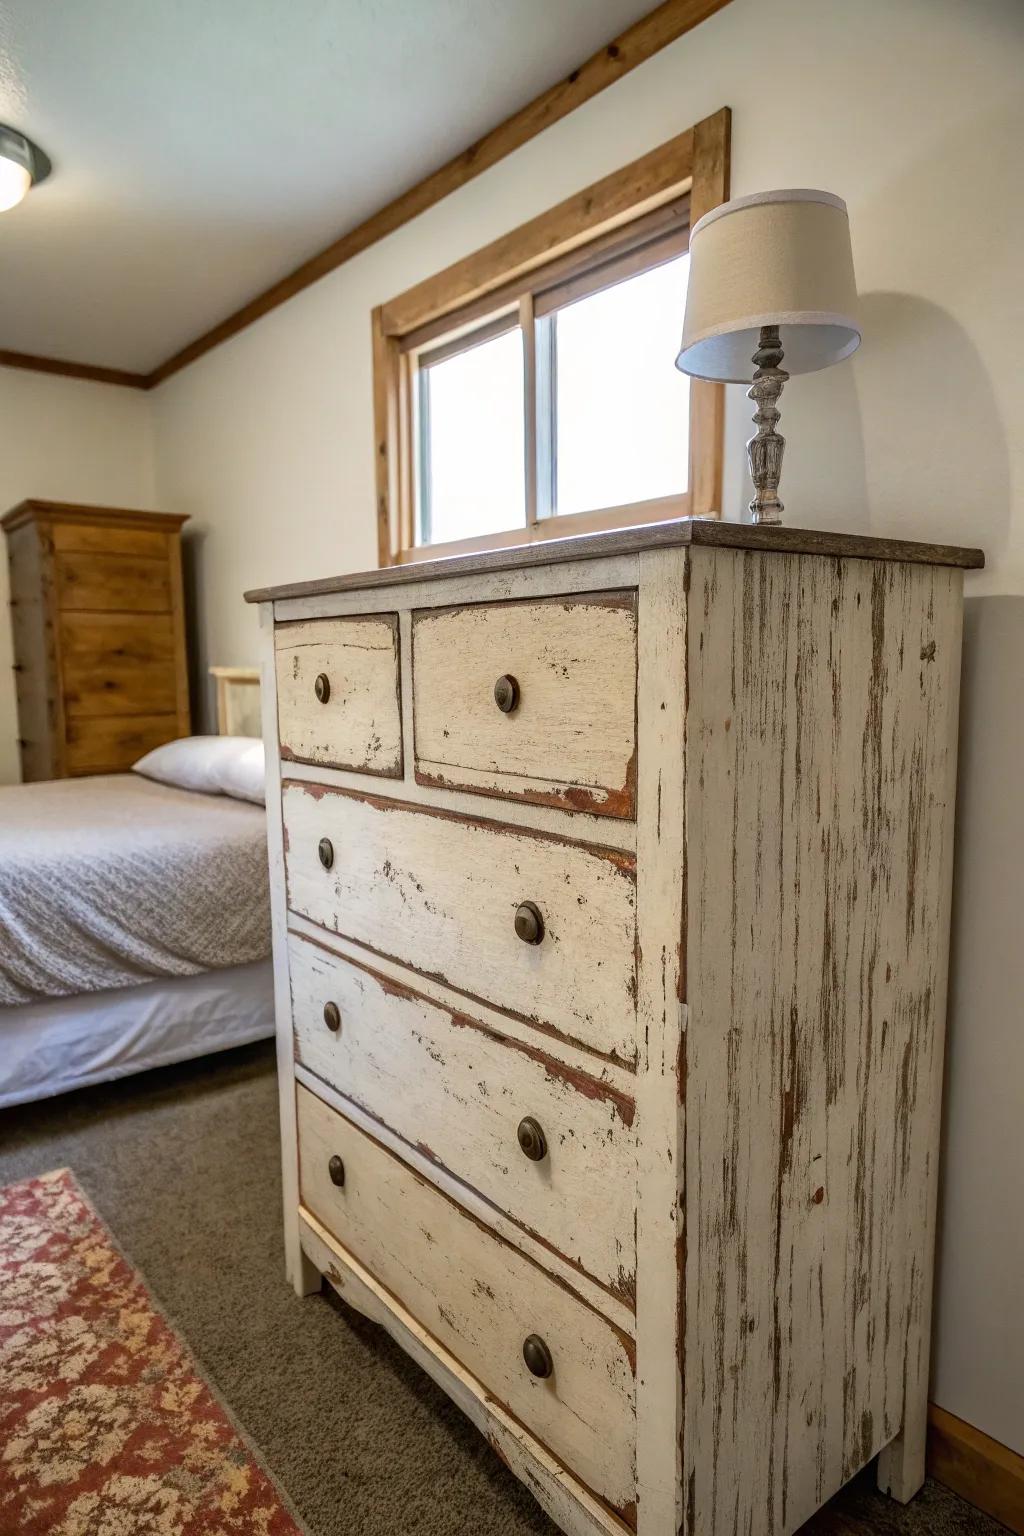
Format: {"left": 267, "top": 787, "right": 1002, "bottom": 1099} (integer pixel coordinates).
{"left": 245, "top": 517, "right": 984, "bottom": 604}
{"left": 1, "top": 499, "right": 188, "bottom": 534}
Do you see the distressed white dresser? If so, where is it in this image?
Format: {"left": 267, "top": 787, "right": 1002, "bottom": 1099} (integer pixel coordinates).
{"left": 247, "top": 519, "right": 982, "bottom": 1536}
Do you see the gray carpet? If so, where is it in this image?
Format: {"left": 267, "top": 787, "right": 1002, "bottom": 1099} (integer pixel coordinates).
{"left": 0, "top": 1042, "right": 996, "bottom": 1536}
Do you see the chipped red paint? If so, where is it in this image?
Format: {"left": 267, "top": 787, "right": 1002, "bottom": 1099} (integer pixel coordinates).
{"left": 283, "top": 777, "right": 638, "bottom": 877}
{"left": 290, "top": 915, "right": 638, "bottom": 1072}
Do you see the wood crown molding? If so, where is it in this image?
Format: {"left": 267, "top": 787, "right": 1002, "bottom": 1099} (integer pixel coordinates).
{"left": 0, "top": 348, "right": 149, "bottom": 390}
{"left": 1, "top": 499, "right": 188, "bottom": 533}
{"left": 0, "top": 0, "right": 733, "bottom": 393}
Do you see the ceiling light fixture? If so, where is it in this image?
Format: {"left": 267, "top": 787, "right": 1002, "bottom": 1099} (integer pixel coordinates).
{"left": 0, "top": 125, "right": 52, "bottom": 212}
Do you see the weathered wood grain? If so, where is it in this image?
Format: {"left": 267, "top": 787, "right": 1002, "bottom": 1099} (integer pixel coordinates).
{"left": 282, "top": 782, "right": 638, "bottom": 1064}
{"left": 59, "top": 612, "right": 178, "bottom": 718}
{"left": 297, "top": 1083, "right": 637, "bottom": 1520}
{"left": 289, "top": 930, "right": 637, "bottom": 1302}
{"left": 275, "top": 614, "right": 402, "bottom": 776}
{"left": 412, "top": 592, "right": 638, "bottom": 818}
{"left": 681, "top": 547, "right": 963, "bottom": 1534}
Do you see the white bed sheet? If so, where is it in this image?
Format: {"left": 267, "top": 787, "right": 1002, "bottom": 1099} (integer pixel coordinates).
{"left": 0, "top": 959, "right": 274, "bottom": 1109}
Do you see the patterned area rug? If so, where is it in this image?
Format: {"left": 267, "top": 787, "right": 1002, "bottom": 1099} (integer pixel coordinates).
{"left": 0, "top": 1167, "right": 304, "bottom": 1535}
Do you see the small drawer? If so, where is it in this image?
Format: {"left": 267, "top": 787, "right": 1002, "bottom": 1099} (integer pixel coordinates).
{"left": 283, "top": 782, "right": 637, "bottom": 1066}
{"left": 412, "top": 592, "right": 637, "bottom": 819}
{"left": 56, "top": 550, "right": 171, "bottom": 614}
{"left": 296, "top": 1083, "right": 636, "bottom": 1519}
{"left": 51, "top": 522, "right": 169, "bottom": 560}
{"left": 276, "top": 616, "right": 402, "bottom": 776}
{"left": 289, "top": 932, "right": 637, "bottom": 1302}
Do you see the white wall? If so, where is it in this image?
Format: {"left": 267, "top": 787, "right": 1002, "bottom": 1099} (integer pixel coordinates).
{"left": 0, "top": 369, "right": 156, "bottom": 784}
{"left": 5, "top": 0, "right": 1020, "bottom": 1455}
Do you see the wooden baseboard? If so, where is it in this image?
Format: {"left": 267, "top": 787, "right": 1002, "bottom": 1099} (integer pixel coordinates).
{"left": 928, "top": 1403, "right": 1024, "bottom": 1533}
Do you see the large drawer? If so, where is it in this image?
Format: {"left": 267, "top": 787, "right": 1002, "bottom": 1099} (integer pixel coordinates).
{"left": 290, "top": 932, "right": 637, "bottom": 1302}
{"left": 412, "top": 592, "right": 637, "bottom": 818}
{"left": 283, "top": 782, "right": 637, "bottom": 1065}
{"left": 276, "top": 616, "right": 402, "bottom": 776}
{"left": 296, "top": 1083, "right": 636, "bottom": 1520}
{"left": 55, "top": 550, "right": 171, "bottom": 613}
{"left": 60, "top": 612, "right": 179, "bottom": 718}
{"left": 65, "top": 714, "right": 179, "bottom": 774}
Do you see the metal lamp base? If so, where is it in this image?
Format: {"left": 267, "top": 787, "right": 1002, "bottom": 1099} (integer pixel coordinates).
{"left": 746, "top": 325, "right": 789, "bottom": 526}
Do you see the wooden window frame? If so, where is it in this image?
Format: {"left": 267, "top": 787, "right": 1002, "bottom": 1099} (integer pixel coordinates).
{"left": 373, "top": 107, "right": 730, "bottom": 568}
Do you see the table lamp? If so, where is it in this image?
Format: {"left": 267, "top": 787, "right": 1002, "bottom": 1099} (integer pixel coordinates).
{"left": 675, "top": 190, "right": 860, "bottom": 525}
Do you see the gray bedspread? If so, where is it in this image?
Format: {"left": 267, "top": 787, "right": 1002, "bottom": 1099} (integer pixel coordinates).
{"left": 0, "top": 774, "right": 270, "bottom": 1005}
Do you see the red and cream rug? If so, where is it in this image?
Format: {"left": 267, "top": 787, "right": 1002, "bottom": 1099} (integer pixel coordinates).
{"left": 0, "top": 1167, "right": 304, "bottom": 1535}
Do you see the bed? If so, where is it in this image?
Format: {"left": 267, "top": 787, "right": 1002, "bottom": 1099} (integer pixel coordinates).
{"left": 0, "top": 668, "right": 274, "bottom": 1108}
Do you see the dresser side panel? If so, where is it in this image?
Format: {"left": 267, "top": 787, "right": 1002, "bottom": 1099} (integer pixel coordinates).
{"left": 682, "top": 548, "right": 964, "bottom": 1534}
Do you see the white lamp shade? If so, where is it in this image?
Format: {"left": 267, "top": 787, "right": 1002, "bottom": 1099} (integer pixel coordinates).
{"left": 675, "top": 190, "right": 860, "bottom": 382}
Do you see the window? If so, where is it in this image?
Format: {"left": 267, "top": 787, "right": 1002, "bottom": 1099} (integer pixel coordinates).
{"left": 373, "top": 110, "right": 730, "bottom": 566}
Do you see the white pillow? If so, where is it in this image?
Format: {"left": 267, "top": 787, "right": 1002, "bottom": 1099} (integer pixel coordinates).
{"left": 132, "top": 736, "right": 266, "bottom": 805}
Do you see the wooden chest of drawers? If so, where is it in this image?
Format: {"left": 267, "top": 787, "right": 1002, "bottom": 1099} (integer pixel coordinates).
{"left": 2, "top": 500, "right": 191, "bottom": 780}
{"left": 249, "top": 519, "right": 982, "bottom": 1536}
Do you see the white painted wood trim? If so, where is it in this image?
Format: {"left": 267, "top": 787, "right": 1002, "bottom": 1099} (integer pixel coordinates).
{"left": 299, "top": 1210, "right": 627, "bottom": 1536}
{"left": 272, "top": 551, "right": 641, "bottom": 623}
{"left": 259, "top": 602, "right": 319, "bottom": 1297}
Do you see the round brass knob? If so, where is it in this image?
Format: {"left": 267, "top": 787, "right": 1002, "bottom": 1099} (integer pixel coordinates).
{"left": 517, "top": 1116, "right": 547, "bottom": 1162}
{"left": 494, "top": 674, "right": 520, "bottom": 714}
{"left": 323, "top": 1000, "right": 341, "bottom": 1033}
{"left": 523, "top": 1334, "right": 553, "bottom": 1379}
{"left": 318, "top": 837, "right": 334, "bottom": 870}
{"left": 328, "top": 1155, "right": 346, "bottom": 1188}
{"left": 514, "top": 900, "right": 544, "bottom": 945}
{"left": 314, "top": 672, "right": 331, "bottom": 704}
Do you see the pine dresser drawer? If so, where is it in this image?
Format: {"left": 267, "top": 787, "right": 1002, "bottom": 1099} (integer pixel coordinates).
{"left": 282, "top": 782, "right": 638, "bottom": 1065}
{"left": 289, "top": 931, "right": 637, "bottom": 1301}
{"left": 412, "top": 592, "right": 637, "bottom": 818}
{"left": 296, "top": 1083, "right": 636, "bottom": 1520}
{"left": 275, "top": 616, "right": 402, "bottom": 776}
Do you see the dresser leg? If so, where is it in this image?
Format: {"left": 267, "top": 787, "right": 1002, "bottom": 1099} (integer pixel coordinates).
{"left": 290, "top": 1246, "right": 322, "bottom": 1298}
{"left": 877, "top": 1411, "right": 927, "bottom": 1504}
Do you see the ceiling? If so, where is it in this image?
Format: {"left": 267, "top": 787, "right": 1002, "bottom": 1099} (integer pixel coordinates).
{"left": 0, "top": 0, "right": 658, "bottom": 374}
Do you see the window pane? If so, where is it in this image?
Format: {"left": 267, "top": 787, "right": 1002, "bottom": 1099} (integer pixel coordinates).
{"left": 551, "top": 253, "right": 690, "bottom": 518}
{"left": 419, "top": 328, "right": 525, "bottom": 546}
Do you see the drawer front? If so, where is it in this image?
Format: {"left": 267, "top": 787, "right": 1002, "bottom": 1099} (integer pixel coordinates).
{"left": 276, "top": 617, "right": 402, "bottom": 776}
{"left": 290, "top": 933, "right": 637, "bottom": 1301}
{"left": 412, "top": 592, "right": 637, "bottom": 819}
{"left": 55, "top": 550, "right": 171, "bottom": 613}
{"left": 60, "top": 612, "right": 178, "bottom": 718}
{"left": 283, "top": 783, "right": 637, "bottom": 1065}
{"left": 65, "top": 714, "right": 179, "bottom": 775}
{"left": 297, "top": 1084, "right": 636, "bottom": 1518}
{"left": 51, "top": 522, "right": 170, "bottom": 560}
